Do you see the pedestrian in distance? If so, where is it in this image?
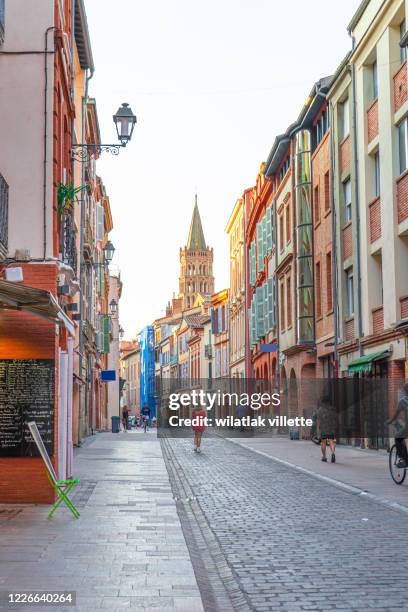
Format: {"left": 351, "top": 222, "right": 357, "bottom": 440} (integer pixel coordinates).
{"left": 236, "top": 403, "right": 246, "bottom": 433}
{"left": 122, "top": 406, "right": 129, "bottom": 433}
{"left": 192, "top": 404, "right": 206, "bottom": 453}
{"left": 316, "top": 396, "right": 337, "bottom": 463}
{"left": 141, "top": 404, "right": 150, "bottom": 433}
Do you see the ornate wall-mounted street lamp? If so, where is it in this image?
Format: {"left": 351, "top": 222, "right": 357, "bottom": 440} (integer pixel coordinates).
{"left": 119, "top": 326, "right": 125, "bottom": 339}
{"left": 109, "top": 299, "right": 118, "bottom": 315}
{"left": 72, "top": 103, "right": 137, "bottom": 161}
{"left": 103, "top": 240, "right": 115, "bottom": 264}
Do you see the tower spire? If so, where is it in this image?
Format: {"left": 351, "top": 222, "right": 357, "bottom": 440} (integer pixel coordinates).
{"left": 187, "top": 195, "right": 206, "bottom": 250}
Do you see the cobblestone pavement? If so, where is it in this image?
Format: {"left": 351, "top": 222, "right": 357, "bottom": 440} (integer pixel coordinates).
{"left": 0, "top": 431, "right": 203, "bottom": 612}
{"left": 161, "top": 435, "right": 408, "bottom": 612}
{"left": 228, "top": 436, "right": 408, "bottom": 511}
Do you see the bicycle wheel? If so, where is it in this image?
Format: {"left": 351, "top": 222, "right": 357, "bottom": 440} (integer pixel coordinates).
{"left": 389, "top": 444, "right": 406, "bottom": 485}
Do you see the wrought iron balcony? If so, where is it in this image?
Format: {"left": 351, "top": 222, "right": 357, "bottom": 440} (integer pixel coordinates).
{"left": 0, "top": 173, "right": 8, "bottom": 260}
{"left": 61, "top": 212, "right": 77, "bottom": 275}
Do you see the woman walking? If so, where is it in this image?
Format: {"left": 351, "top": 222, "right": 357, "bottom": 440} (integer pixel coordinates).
{"left": 192, "top": 405, "right": 206, "bottom": 453}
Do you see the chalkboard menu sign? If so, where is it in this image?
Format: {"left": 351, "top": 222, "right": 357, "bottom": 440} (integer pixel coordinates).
{"left": 0, "top": 359, "right": 55, "bottom": 457}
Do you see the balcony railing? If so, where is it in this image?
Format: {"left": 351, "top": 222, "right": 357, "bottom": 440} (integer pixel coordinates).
{"left": 83, "top": 217, "right": 94, "bottom": 259}
{"left": 0, "top": 172, "right": 8, "bottom": 260}
{"left": 394, "top": 60, "right": 407, "bottom": 113}
{"left": 61, "top": 212, "right": 77, "bottom": 275}
{"left": 372, "top": 306, "right": 384, "bottom": 334}
{"left": 369, "top": 196, "right": 381, "bottom": 242}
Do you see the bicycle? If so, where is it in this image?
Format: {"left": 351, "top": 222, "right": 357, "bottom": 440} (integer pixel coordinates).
{"left": 143, "top": 416, "right": 149, "bottom": 433}
{"left": 389, "top": 443, "right": 407, "bottom": 485}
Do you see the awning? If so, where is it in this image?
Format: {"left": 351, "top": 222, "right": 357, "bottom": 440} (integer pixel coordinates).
{"left": 0, "top": 279, "right": 75, "bottom": 337}
{"left": 348, "top": 350, "right": 391, "bottom": 374}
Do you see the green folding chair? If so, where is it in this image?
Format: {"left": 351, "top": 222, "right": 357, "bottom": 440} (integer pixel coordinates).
{"left": 28, "top": 422, "right": 80, "bottom": 519}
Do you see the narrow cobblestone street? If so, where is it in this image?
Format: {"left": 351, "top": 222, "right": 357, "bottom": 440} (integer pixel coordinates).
{"left": 2, "top": 432, "right": 408, "bottom": 611}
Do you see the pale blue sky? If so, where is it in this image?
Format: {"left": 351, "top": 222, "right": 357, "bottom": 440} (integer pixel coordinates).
{"left": 86, "top": 0, "right": 360, "bottom": 338}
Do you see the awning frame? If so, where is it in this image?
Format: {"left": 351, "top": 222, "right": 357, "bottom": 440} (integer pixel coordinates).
{"left": 0, "top": 279, "right": 75, "bottom": 337}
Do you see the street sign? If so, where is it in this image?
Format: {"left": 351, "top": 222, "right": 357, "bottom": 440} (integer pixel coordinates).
{"left": 259, "top": 344, "right": 278, "bottom": 353}
{"left": 100, "top": 370, "right": 116, "bottom": 382}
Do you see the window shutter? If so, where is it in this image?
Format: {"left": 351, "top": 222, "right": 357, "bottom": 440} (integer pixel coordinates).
{"left": 101, "top": 315, "right": 110, "bottom": 353}
{"left": 266, "top": 208, "right": 273, "bottom": 254}
{"left": 262, "top": 217, "right": 267, "bottom": 259}
{"left": 95, "top": 204, "right": 104, "bottom": 242}
{"left": 211, "top": 308, "right": 216, "bottom": 334}
{"left": 264, "top": 283, "right": 269, "bottom": 334}
{"left": 250, "top": 241, "right": 256, "bottom": 285}
{"left": 250, "top": 299, "right": 256, "bottom": 347}
{"left": 268, "top": 278, "right": 275, "bottom": 331}
{"left": 218, "top": 307, "right": 222, "bottom": 333}
{"left": 248, "top": 306, "right": 253, "bottom": 347}
{"left": 225, "top": 305, "right": 228, "bottom": 331}
{"left": 256, "top": 286, "right": 264, "bottom": 338}
{"left": 257, "top": 223, "right": 264, "bottom": 273}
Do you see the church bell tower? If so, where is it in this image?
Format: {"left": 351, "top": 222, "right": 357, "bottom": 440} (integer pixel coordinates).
{"left": 179, "top": 196, "right": 214, "bottom": 310}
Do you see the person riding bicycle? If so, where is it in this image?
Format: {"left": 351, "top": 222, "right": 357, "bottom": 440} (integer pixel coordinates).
{"left": 387, "top": 383, "right": 408, "bottom": 468}
{"left": 141, "top": 404, "right": 150, "bottom": 432}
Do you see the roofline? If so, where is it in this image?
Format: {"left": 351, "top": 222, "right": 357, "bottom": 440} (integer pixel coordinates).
{"left": 75, "top": 0, "right": 95, "bottom": 72}
{"left": 225, "top": 198, "right": 243, "bottom": 234}
{"left": 120, "top": 348, "right": 140, "bottom": 360}
{"left": 327, "top": 53, "right": 352, "bottom": 99}
{"left": 264, "top": 78, "right": 331, "bottom": 178}
{"left": 347, "top": 0, "right": 371, "bottom": 34}
{"left": 86, "top": 98, "right": 101, "bottom": 145}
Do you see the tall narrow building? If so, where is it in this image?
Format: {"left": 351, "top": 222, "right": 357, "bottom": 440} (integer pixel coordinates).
{"left": 179, "top": 196, "right": 214, "bottom": 310}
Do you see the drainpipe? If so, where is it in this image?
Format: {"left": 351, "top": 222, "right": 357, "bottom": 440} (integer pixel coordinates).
{"left": 243, "top": 202, "right": 247, "bottom": 382}
{"left": 43, "top": 27, "right": 56, "bottom": 261}
{"left": 329, "top": 100, "right": 340, "bottom": 376}
{"left": 78, "top": 66, "right": 94, "bottom": 442}
{"left": 350, "top": 42, "right": 363, "bottom": 357}
{"left": 273, "top": 196, "right": 280, "bottom": 385}
{"left": 70, "top": 1, "right": 75, "bottom": 181}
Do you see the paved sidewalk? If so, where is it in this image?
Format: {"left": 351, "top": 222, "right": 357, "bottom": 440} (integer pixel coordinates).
{"left": 0, "top": 430, "right": 203, "bottom": 612}
{"left": 228, "top": 435, "right": 408, "bottom": 510}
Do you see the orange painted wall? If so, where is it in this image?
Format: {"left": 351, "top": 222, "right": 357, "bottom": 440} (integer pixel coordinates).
{"left": 0, "top": 264, "right": 59, "bottom": 503}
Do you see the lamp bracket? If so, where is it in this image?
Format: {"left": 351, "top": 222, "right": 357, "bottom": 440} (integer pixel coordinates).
{"left": 71, "top": 142, "right": 128, "bottom": 161}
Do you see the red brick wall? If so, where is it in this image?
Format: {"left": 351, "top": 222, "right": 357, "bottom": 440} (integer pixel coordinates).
{"left": 344, "top": 318, "right": 355, "bottom": 342}
{"left": 367, "top": 99, "right": 379, "bottom": 143}
{"left": 372, "top": 306, "right": 384, "bottom": 334}
{"left": 343, "top": 223, "right": 353, "bottom": 260}
{"left": 369, "top": 196, "right": 381, "bottom": 242}
{"left": 397, "top": 170, "right": 408, "bottom": 224}
{"left": 400, "top": 295, "right": 408, "bottom": 319}
{"left": 394, "top": 61, "right": 407, "bottom": 113}
{"left": 0, "top": 264, "right": 58, "bottom": 503}
{"left": 388, "top": 360, "right": 406, "bottom": 419}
